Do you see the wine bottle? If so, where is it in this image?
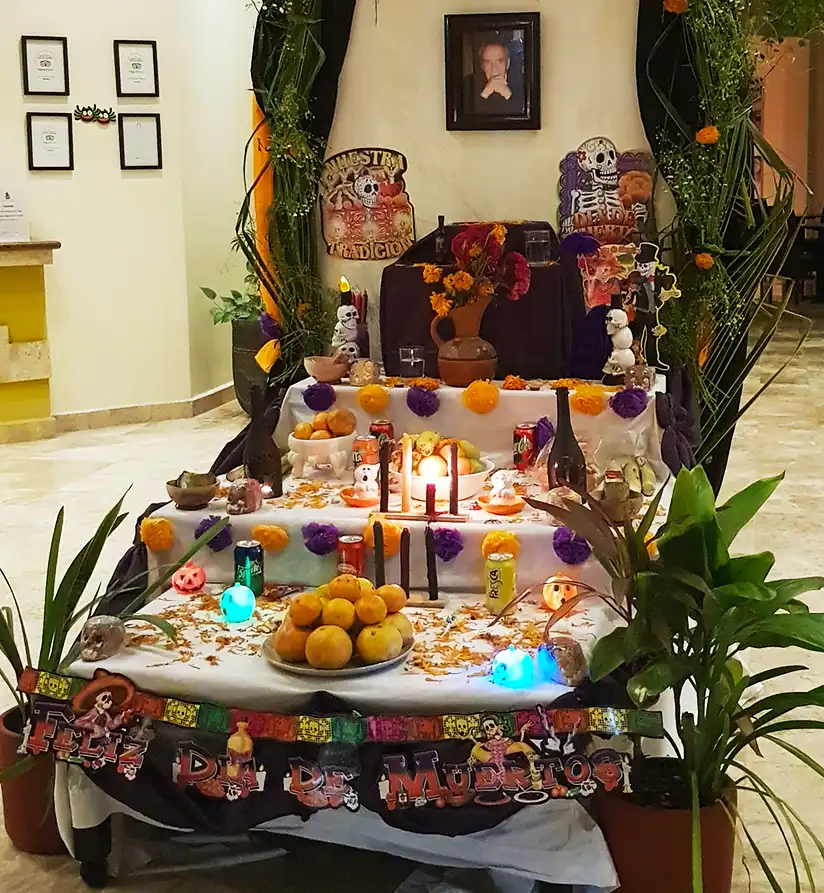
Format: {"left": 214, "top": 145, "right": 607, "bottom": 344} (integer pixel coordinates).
{"left": 547, "top": 386, "right": 587, "bottom": 492}
{"left": 435, "top": 215, "right": 447, "bottom": 264}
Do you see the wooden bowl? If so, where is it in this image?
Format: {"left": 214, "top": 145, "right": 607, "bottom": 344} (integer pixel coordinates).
{"left": 477, "top": 494, "right": 526, "bottom": 516}
{"left": 304, "top": 356, "right": 349, "bottom": 383}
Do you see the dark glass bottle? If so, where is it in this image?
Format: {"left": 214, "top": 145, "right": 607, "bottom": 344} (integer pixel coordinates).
{"left": 244, "top": 385, "right": 283, "bottom": 497}
{"left": 547, "top": 387, "right": 587, "bottom": 492}
{"left": 435, "top": 215, "right": 447, "bottom": 263}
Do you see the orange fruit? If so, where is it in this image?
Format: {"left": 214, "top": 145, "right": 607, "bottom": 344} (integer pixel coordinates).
{"left": 305, "top": 625, "right": 353, "bottom": 669}
{"left": 322, "top": 598, "right": 356, "bottom": 631}
{"left": 312, "top": 412, "right": 330, "bottom": 431}
{"left": 356, "top": 623, "right": 403, "bottom": 664}
{"left": 310, "top": 430, "right": 332, "bottom": 440}
{"left": 315, "top": 584, "right": 330, "bottom": 600}
{"left": 457, "top": 457, "right": 472, "bottom": 475}
{"left": 289, "top": 592, "right": 322, "bottom": 627}
{"left": 384, "top": 611, "right": 414, "bottom": 647}
{"left": 293, "top": 422, "right": 314, "bottom": 440}
{"left": 271, "top": 621, "right": 312, "bottom": 663}
{"left": 355, "top": 593, "right": 388, "bottom": 625}
{"left": 417, "top": 455, "right": 448, "bottom": 478}
{"left": 357, "top": 577, "right": 376, "bottom": 598}
{"left": 327, "top": 408, "right": 356, "bottom": 436}
{"left": 329, "top": 574, "right": 362, "bottom": 602}
{"left": 376, "top": 584, "right": 407, "bottom": 614}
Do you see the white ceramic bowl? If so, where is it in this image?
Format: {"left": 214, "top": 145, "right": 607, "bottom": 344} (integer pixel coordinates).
{"left": 288, "top": 432, "right": 356, "bottom": 480}
{"left": 409, "top": 457, "right": 494, "bottom": 502}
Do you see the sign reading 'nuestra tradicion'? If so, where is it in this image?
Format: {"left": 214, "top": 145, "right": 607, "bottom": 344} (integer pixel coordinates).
{"left": 320, "top": 148, "right": 415, "bottom": 261}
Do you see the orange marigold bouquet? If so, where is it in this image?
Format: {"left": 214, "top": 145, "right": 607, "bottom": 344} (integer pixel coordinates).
{"left": 424, "top": 224, "right": 531, "bottom": 318}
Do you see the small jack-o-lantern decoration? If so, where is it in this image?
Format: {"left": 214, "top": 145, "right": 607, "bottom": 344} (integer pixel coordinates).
{"left": 172, "top": 561, "right": 206, "bottom": 594}
{"left": 542, "top": 575, "right": 578, "bottom": 611}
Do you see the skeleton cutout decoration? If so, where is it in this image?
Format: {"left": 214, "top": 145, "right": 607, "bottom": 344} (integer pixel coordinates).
{"left": 320, "top": 148, "right": 416, "bottom": 260}
{"left": 80, "top": 616, "right": 127, "bottom": 662}
{"left": 559, "top": 138, "right": 654, "bottom": 244}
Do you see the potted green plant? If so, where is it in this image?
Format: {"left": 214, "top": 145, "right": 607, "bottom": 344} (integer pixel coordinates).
{"left": 201, "top": 260, "right": 266, "bottom": 414}
{"left": 534, "top": 469, "right": 824, "bottom": 893}
{"left": 0, "top": 495, "right": 228, "bottom": 854}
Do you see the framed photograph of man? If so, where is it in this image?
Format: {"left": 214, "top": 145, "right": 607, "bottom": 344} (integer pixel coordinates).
{"left": 445, "top": 13, "right": 540, "bottom": 132}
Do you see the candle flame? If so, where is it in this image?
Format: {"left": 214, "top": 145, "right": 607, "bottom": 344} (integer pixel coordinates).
{"left": 339, "top": 276, "right": 351, "bottom": 293}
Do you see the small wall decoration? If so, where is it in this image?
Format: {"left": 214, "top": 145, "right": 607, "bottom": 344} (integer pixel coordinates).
{"left": 445, "top": 13, "right": 541, "bottom": 131}
{"left": 74, "top": 105, "right": 117, "bottom": 125}
{"left": 20, "top": 36, "right": 69, "bottom": 96}
{"left": 114, "top": 39, "right": 159, "bottom": 97}
{"left": 558, "top": 137, "right": 654, "bottom": 244}
{"left": 320, "top": 148, "right": 415, "bottom": 260}
{"left": 26, "top": 113, "right": 74, "bottom": 172}
{"left": 118, "top": 113, "right": 162, "bottom": 170}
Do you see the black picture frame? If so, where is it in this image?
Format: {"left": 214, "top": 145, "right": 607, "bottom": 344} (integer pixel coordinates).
{"left": 114, "top": 39, "right": 159, "bottom": 98}
{"left": 445, "top": 13, "right": 541, "bottom": 132}
{"left": 118, "top": 113, "right": 162, "bottom": 170}
{"left": 20, "top": 35, "right": 69, "bottom": 96}
{"left": 26, "top": 112, "right": 74, "bottom": 171}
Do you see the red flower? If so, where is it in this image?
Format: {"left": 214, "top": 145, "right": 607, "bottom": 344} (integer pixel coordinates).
{"left": 501, "top": 252, "right": 531, "bottom": 300}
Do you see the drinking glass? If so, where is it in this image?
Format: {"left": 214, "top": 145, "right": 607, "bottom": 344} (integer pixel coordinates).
{"left": 524, "top": 229, "right": 553, "bottom": 265}
{"left": 399, "top": 346, "right": 426, "bottom": 378}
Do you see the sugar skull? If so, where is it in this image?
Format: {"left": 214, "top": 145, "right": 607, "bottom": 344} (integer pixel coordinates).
{"left": 333, "top": 342, "right": 360, "bottom": 364}
{"left": 605, "top": 308, "right": 629, "bottom": 336}
{"left": 80, "top": 616, "right": 127, "bottom": 662}
{"left": 577, "top": 137, "right": 619, "bottom": 188}
{"left": 354, "top": 173, "right": 380, "bottom": 208}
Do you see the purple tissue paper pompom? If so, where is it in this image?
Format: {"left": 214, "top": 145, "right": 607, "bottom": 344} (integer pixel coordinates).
{"left": 259, "top": 313, "right": 281, "bottom": 343}
{"left": 432, "top": 527, "right": 464, "bottom": 562}
{"left": 303, "top": 382, "right": 336, "bottom": 412}
{"left": 610, "top": 387, "right": 649, "bottom": 420}
{"left": 302, "top": 522, "right": 339, "bottom": 556}
{"left": 406, "top": 386, "right": 440, "bottom": 418}
{"left": 195, "top": 515, "right": 233, "bottom": 552}
{"left": 536, "top": 416, "right": 555, "bottom": 452}
{"left": 553, "top": 526, "right": 591, "bottom": 565}
{"left": 560, "top": 232, "right": 601, "bottom": 258}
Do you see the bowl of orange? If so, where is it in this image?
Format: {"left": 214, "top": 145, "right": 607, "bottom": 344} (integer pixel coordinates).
{"left": 287, "top": 410, "right": 357, "bottom": 480}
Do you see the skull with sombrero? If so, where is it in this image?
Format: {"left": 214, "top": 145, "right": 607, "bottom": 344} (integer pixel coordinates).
{"left": 72, "top": 669, "right": 135, "bottom": 716}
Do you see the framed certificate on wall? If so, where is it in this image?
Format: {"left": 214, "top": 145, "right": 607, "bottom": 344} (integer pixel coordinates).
{"left": 21, "top": 36, "right": 69, "bottom": 96}
{"left": 118, "top": 114, "right": 162, "bottom": 170}
{"left": 26, "top": 113, "right": 74, "bottom": 171}
{"left": 114, "top": 39, "right": 159, "bottom": 97}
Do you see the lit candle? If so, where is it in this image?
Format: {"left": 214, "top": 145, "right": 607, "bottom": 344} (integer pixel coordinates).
{"left": 339, "top": 276, "right": 351, "bottom": 296}
{"left": 425, "top": 482, "right": 436, "bottom": 516}
{"left": 400, "top": 527, "right": 411, "bottom": 594}
{"left": 449, "top": 442, "right": 459, "bottom": 515}
{"left": 401, "top": 435, "right": 412, "bottom": 513}
{"left": 374, "top": 521, "right": 386, "bottom": 588}
{"left": 379, "top": 439, "right": 390, "bottom": 513}
{"left": 424, "top": 525, "right": 438, "bottom": 601}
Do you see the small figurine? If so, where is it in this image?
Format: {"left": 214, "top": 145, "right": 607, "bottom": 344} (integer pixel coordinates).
{"left": 353, "top": 463, "right": 380, "bottom": 503}
{"left": 172, "top": 562, "right": 206, "bottom": 594}
{"left": 227, "top": 478, "right": 264, "bottom": 515}
{"left": 80, "top": 616, "right": 127, "bottom": 662}
{"left": 488, "top": 470, "right": 518, "bottom": 505}
{"left": 331, "top": 304, "right": 360, "bottom": 353}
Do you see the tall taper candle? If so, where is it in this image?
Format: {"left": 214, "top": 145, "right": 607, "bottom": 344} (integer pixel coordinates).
{"left": 449, "top": 442, "right": 459, "bottom": 515}
{"left": 374, "top": 522, "right": 386, "bottom": 588}
{"left": 400, "top": 527, "right": 410, "bottom": 594}
{"left": 425, "top": 525, "right": 438, "bottom": 601}
{"left": 401, "top": 435, "right": 412, "bottom": 512}
{"left": 379, "top": 439, "right": 390, "bottom": 513}
{"left": 425, "top": 482, "right": 436, "bottom": 517}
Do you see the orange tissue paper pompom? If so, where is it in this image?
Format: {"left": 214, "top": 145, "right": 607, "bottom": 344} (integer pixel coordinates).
{"left": 570, "top": 385, "right": 606, "bottom": 416}
{"left": 363, "top": 517, "right": 403, "bottom": 558}
{"left": 252, "top": 525, "right": 289, "bottom": 553}
{"left": 462, "top": 379, "right": 499, "bottom": 414}
{"left": 696, "top": 126, "right": 719, "bottom": 146}
{"left": 482, "top": 531, "right": 520, "bottom": 560}
{"left": 695, "top": 252, "right": 714, "bottom": 270}
{"left": 140, "top": 518, "right": 175, "bottom": 552}
{"left": 358, "top": 384, "right": 390, "bottom": 414}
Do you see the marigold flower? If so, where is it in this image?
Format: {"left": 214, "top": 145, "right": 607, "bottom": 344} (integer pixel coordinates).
{"left": 696, "top": 125, "right": 719, "bottom": 145}
{"left": 357, "top": 384, "right": 390, "bottom": 414}
{"left": 469, "top": 245, "right": 482, "bottom": 258}
{"left": 140, "top": 518, "right": 175, "bottom": 552}
{"left": 478, "top": 280, "right": 495, "bottom": 298}
{"left": 251, "top": 525, "right": 289, "bottom": 553}
{"left": 491, "top": 224, "right": 507, "bottom": 246}
{"left": 430, "top": 292, "right": 453, "bottom": 318}
{"left": 664, "top": 0, "right": 688, "bottom": 12}
{"left": 503, "top": 375, "right": 526, "bottom": 391}
{"left": 570, "top": 385, "right": 607, "bottom": 416}
{"left": 462, "top": 379, "right": 499, "bottom": 414}
{"left": 363, "top": 517, "right": 402, "bottom": 557}
{"left": 695, "top": 252, "right": 714, "bottom": 270}
{"left": 482, "top": 531, "right": 520, "bottom": 560}
{"left": 422, "top": 264, "right": 442, "bottom": 284}
{"left": 450, "top": 270, "right": 474, "bottom": 292}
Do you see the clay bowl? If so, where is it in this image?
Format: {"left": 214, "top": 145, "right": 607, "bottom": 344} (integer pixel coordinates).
{"left": 304, "top": 356, "right": 349, "bottom": 383}
{"left": 166, "top": 474, "right": 218, "bottom": 510}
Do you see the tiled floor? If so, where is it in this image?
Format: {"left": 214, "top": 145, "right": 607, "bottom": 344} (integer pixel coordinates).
{"left": 2, "top": 323, "right": 824, "bottom": 891}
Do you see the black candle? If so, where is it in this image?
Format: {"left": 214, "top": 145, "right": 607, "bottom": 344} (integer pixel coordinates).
{"left": 425, "top": 482, "right": 436, "bottom": 516}
{"left": 449, "top": 442, "right": 459, "bottom": 515}
{"left": 400, "top": 527, "right": 411, "bottom": 594}
{"left": 379, "top": 440, "right": 390, "bottom": 513}
{"left": 374, "top": 522, "right": 386, "bottom": 588}
{"left": 425, "top": 525, "right": 438, "bottom": 601}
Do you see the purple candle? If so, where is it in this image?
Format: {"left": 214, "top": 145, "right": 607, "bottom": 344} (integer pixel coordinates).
{"left": 449, "top": 442, "right": 459, "bottom": 515}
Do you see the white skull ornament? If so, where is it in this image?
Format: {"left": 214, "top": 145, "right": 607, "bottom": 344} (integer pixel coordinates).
{"left": 354, "top": 174, "right": 380, "bottom": 208}
{"left": 605, "top": 308, "right": 629, "bottom": 336}
{"left": 337, "top": 304, "right": 359, "bottom": 331}
{"left": 577, "top": 137, "right": 619, "bottom": 188}
{"left": 333, "top": 341, "right": 360, "bottom": 364}
{"left": 603, "top": 348, "right": 636, "bottom": 375}
{"left": 611, "top": 326, "right": 634, "bottom": 351}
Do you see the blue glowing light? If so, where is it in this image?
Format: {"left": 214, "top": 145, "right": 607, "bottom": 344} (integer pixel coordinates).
{"left": 220, "top": 583, "right": 256, "bottom": 623}
{"left": 536, "top": 643, "right": 564, "bottom": 684}
{"left": 491, "top": 645, "right": 535, "bottom": 689}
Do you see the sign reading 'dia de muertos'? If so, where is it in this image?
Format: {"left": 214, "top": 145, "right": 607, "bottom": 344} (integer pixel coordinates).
{"left": 320, "top": 148, "right": 416, "bottom": 261}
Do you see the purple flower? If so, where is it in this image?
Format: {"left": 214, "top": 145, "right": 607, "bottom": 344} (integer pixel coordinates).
{"left": 195, "top": 515, "right": 233, "bottom": 552}
{"left": 303, "top": 382, "right": 336, "bottom": 412}
{"left": 553, "top": 526, "right": 591, "bottom": 565}
{"left": 610, "top": 387, "right": 649, "bottom": 420}
{"left": 302, "top": 522, "right": 339, "bottom": 556}
{"left": 406, "top": 386, "right": 439, "bottom": 418}
{"left": 259, "top": 313, "right": 281, "bottom": 343}
{"left": 536, "top": 416, "right": 555, "bottom": 452}
{"left": 560, "top": 232, "right": 601, "bottom": 258}
{"left": 432, "top": 527, "right": 463, "bottom": 562}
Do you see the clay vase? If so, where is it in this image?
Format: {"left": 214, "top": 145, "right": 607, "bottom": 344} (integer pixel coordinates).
{"left": 0, "top": 709, "right": 65, "bottom": 855}
{"left": 430, "top": 294, "right": 497, "bottom": 387}
{"left": 597, "top": 790, "right": 735, "bottom": 893}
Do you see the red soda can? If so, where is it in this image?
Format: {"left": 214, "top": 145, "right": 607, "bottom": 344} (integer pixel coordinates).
{"left": 513, "top": 422, "right": 538, "bottom": 471}
{"left": 337, "top": 534, "right": 365, "bottom": 577}
{"left": 369, "top": 420, "right": 395, "bottom": 448}
{"left": 353, "top": 434, "right": 379, "bottom": 468}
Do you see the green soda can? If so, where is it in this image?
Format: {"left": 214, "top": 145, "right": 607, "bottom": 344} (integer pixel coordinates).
{"left": 234, "top": 540, "right": 265, "bottom": 598}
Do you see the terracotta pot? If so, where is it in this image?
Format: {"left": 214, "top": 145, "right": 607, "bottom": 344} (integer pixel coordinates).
{"left": 597, "top": 791, "right": 735, "bottom": 893}
{"left": 0, "top": 709, "right": 65, "bottom": 855}
{"left": 232, "top": 318, "right": 268, "bottom": 415}
{"left": 430, "top": 294, "right": 497, "bottom": 387}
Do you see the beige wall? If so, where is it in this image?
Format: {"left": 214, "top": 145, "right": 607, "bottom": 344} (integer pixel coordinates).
{"left": 0, "top": 0, "right": 255, "bottom": 414}
{"left": 321, "top": 0, "right": 648, "bottom": 351}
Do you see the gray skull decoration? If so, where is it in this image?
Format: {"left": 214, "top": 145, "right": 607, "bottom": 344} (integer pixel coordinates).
{"left": 80, "top": 615, "right": 127, "bottom": 662}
